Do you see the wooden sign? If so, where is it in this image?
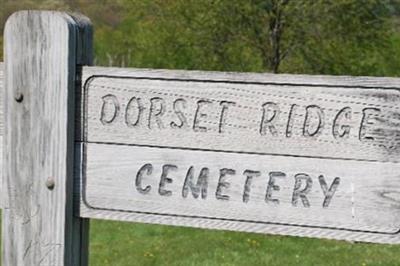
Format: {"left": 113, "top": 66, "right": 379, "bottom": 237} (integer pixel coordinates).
{"left": 6, "top": 9, "right": 400, "bottom": 266}
{"left": 79, "top": 68, "right": 400, "bottom": 244}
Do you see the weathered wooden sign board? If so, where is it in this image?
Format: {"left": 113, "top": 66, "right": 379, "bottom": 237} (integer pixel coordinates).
{"left": 6, "top": 10, "right": 400, "bottom": 266}
{"left": 79, "top": 68, "right": 400, "bottom": 244}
